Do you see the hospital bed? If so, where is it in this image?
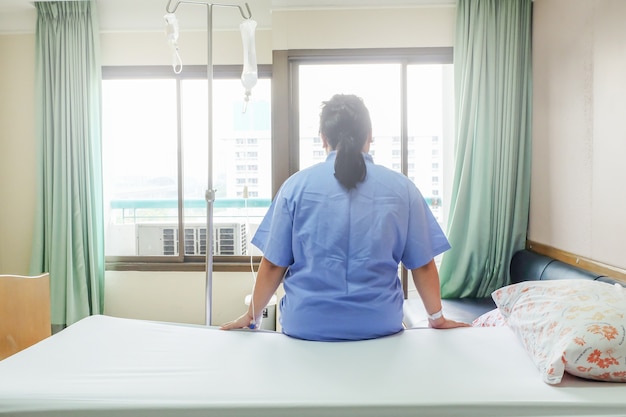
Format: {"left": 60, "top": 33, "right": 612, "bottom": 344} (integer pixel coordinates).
{"left": 1, "top": 250, "right": 626, "bottom": 417}
{"left": 3, "top": 314, "right": 626, "bottom": 417}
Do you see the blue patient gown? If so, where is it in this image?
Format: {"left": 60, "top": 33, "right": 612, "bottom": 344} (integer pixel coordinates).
{"left": 251, "top": 152, "right": 450, "bottom": 341}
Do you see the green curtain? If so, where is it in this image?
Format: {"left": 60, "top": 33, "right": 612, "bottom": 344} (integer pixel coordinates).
{"left": 30, "top": 1, "right": 104, "bottom": 327}
{"left": 439, "top": 0, "right": 532, "bottom": 298}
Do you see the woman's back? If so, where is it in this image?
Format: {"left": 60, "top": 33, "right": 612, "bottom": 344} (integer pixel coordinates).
{"left": 254, "top": 152, "right": 448, "bottom": 341}
{"left": 223, "top": 94, "right": 459, "bottom": 340}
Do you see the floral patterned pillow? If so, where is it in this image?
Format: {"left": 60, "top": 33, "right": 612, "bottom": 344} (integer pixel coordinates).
{"left": 472, "top": 308, "right": 507, "bottom": 327}
{"left": 491, "top": 279, "right": 626, "bottom": 385}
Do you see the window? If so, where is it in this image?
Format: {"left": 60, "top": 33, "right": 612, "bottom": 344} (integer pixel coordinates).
{"left": 103, "top": 48, "right": 452, "bottom": 271}
{"left": 102, "top": 66, "right": 271, "bottom": 266}
{"left": 278, "top": 49, "right": 453, "bottom": 295}
{"left": 289, "top": 49, "right": 453, "bottom": 227}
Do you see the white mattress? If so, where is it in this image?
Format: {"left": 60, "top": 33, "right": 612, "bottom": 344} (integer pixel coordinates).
{"left": 1, "top": 315, "right": 625, "bottom": 417}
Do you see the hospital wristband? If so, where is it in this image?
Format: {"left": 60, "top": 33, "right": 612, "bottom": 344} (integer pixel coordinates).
{"left": 427, "top": 309, "right": 443, "bottom": 321}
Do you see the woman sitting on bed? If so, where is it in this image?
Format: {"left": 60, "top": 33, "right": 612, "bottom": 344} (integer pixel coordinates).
{"left": 221, "top": 93, "right": 469, "bottom": 341}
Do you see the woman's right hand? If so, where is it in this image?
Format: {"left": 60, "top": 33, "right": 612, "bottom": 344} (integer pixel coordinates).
{"left": 219, "top": 312, "right": 258, "bottom": 331}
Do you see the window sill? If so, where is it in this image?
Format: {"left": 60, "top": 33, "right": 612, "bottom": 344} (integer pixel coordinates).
{"left": 106, "top": 257, "right": 261, "bottom": 272}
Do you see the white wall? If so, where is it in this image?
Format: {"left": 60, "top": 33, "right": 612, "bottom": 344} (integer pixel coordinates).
{"left": 530, "top": 0, "right": 626, "bottom": 269}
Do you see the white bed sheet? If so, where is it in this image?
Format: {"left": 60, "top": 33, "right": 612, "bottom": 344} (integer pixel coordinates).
{"left": 1, "top": 315, "right": 625, "bottom": 417}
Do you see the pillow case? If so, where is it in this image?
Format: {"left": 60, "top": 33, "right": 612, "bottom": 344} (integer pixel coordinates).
{"left": 472, "top": 308, "right": 507, "bottom": 327}
{"left": 492, "top": 279, "right": 626, "bottom": 384}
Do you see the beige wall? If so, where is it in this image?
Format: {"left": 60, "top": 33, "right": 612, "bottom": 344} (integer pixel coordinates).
{"left": 104, "top": 271, "right": 258, "bottom": 326}
{"left": 101, "top": 29, "right": 274, "bottom": 66}
{"left": 271, "top": 7, "right": 454, "bottom": 50}
{"left": 0, "top": 34, "right": 36, "bottom": 275}
{"left": 530, "top": 0, "right": 626, "bottom": 270}
{"left": 0, "top": 5, "right": 453, "bottom": 325}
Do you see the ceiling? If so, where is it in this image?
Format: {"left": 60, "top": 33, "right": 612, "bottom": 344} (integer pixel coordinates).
{"left": 0, "top": 0, "right": 454, "bottom": 33}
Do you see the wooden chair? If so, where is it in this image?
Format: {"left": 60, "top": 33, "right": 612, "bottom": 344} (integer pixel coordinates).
{"left": 0, "top": 273, "right": 51, "bottom": 360}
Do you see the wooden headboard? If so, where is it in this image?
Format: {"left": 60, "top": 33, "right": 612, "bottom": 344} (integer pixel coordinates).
{"left": 527, "top": 240, "right": 626, "bottom": 285}
{"left": 0, "top": 273, "right": 51, "bottom": 360}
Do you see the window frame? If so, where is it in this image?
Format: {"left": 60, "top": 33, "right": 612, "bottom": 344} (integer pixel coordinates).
{"left": 103, "top": 65, "right": 271, "bottom": 272}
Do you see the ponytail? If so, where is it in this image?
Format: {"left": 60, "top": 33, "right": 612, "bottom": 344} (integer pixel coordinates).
{"left": 333, "top": 132, "right": 365, "bottom": 189}
{"left": 319, "top": 94, "right": 371, "bottom": 190}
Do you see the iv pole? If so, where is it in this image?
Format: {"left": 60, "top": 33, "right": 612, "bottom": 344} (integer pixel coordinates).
{"left": 165, "top": 0, "right": 252, "bottom": 326}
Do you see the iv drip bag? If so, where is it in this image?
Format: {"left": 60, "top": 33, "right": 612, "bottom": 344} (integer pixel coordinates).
{"left": 164, "top": 13, "right": 179, "bottom": 45}
{"left": 240, "top": 19, "right": 258, "bottom": 102}
{"left": 164, "top": 13, "right": 182, "bottom": 74}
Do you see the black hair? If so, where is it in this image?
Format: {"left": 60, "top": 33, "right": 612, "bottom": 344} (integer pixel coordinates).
{"left": 319, "top": 94, "right": 372, "bottom": 189}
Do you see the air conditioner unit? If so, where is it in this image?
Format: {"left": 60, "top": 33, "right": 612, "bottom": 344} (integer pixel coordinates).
{"left": 136, "top": 223, "right": 247, "bottom": 256}
{"left": 213, "top": 223, "right": 248, "bottom": 256}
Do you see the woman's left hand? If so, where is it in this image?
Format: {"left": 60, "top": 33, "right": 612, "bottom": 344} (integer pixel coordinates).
{"left": 428, "top": 316, "right": 471, "bottom": 329}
